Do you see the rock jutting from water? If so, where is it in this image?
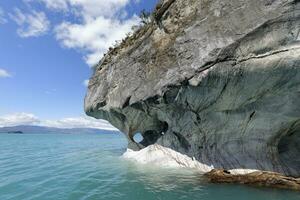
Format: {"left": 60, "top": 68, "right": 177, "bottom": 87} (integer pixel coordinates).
{"left": 85, "top": 0, "right": 300, "bottom": 178}
{"left": 205, "top": 169, "right": 300, "bottom": 191}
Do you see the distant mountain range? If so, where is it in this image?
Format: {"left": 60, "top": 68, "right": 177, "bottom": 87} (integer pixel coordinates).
{"left": 0, "top": 125, "right": 120, "bottom": 134}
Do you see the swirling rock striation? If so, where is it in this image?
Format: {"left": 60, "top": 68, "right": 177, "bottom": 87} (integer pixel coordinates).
{"left": 85, "top": 0, "right": 300, "bottom": 177}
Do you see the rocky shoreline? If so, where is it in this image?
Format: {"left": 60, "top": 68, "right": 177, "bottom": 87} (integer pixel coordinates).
{"left": 205, "top": 169, "right": 300, "bottom": 191}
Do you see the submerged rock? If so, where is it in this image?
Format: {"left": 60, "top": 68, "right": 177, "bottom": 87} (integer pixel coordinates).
{"left": 85, "top": 0, "right": 300, "bottom": 177}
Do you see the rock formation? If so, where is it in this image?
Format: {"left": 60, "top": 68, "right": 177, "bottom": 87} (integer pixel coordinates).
{"left": 85, "top": 0, "right": 300, "bottom": 177}
{"left": 205, "top": 169, "right": 300, "bottom": 190}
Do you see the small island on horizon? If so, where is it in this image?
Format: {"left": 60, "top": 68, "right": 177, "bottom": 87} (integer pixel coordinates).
{"left": 0, "top": 125, "right": 120, "bottom": 135}
{"left": 7, "top": 130, "right": 23, "bottom": 134}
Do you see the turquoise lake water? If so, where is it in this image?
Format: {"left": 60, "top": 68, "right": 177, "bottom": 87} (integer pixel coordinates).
{"left": 0, "top": 133, "right": 299, "bottom": 200}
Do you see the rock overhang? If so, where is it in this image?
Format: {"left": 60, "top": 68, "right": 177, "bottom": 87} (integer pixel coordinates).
{"left": 85, "top": 0, "right": 300, "bottom": 176}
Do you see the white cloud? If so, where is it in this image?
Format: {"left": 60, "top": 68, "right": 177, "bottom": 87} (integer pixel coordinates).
{"left": 0, "top": 113, "right": 40, "bottom": 127}
{"left": 26, "top": 0, "right": 69, "bottom": 11}
{"left": 0, "top": 69, "right": 11, "bottom": 78}
{"left": 0, "top": 113, "right": 118, "bottom": 131}
{"left": 28, "top": 0, "right": 130, "bottom": 17}
{"left": 55, "top": 16, "right": 139, "bottom": 66}
{"left": 42, "top": 116, "right": 118, "bottom": 130}
{"left": 26, "top": 0, "right": 138, "bottom": 67}
{"left": 10, "top": 8, "right": 50, "bottom": 38}
{"left": 0, "top": 7, "right": 7, "bottom": 24}
{"left": 45, "top": 88, "right": 57, "bottom": 94}
{"left": 19, "top": 0, "right": 141, "bottom": 66}
{"left": 83, "top": 79, "right": 89, "bottom": 87}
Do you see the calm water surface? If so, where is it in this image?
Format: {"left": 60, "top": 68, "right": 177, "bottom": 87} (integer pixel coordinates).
{"left": 0, "top": 133, "right": 299, "bottom": 200}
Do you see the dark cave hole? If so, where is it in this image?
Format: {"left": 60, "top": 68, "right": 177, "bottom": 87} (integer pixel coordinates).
{"left": 146, "top": 95, "right": 160, "bottom": 105}
{"left": 96, "top": 100, "right": 107, "bottom": 109}
{"left": 140, "top": 130, "right": 162, "bottom": 147}
{"left": 122, "top": 96, "right": 131, "bottom": 108}
{"left": 162, "top": 121, "right": 169, "bottom": 133}
{"left": 133, "top": 122, "right": 169, "bottom": 147}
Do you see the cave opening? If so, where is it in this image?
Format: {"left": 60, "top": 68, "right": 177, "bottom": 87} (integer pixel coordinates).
{"left": 277, "top": 126, "right": 300, "bottom": 177}
{"left": 162, "top": 121, "right": 169, "bottom": 133}
{"left": 132, "top": 122, "right": 169, "bottom": 148}
{"left": 133, "top": 132, "right": 144, "bottom": 143}
{"left": 140, "top": 130, "right": 162, "bottom": 147}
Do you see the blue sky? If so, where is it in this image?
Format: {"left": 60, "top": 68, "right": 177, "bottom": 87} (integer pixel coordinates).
{"left": 0, "top": 0, "right": 158, "bottom": 129}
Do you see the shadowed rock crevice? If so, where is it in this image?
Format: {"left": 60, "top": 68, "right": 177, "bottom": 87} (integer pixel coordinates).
{"left": 277, "top": 121, "right": 300, "bottom": 177}
{"left": 85, "top": 0, "right": 300, "bottom": 177}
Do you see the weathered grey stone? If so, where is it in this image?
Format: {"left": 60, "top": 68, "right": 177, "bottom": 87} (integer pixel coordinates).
{"left": 85, "top": 0, "right": 300, "bottom": 177}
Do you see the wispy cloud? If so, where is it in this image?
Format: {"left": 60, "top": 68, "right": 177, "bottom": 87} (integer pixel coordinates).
{"left": 27, "top": 0, "right": 130, "bottom": 17}
{"left": 0, "top": 69, "right": 11, "bottom": 78}
{"left": 23, "top": 0, "right": 140, "bottom": 66}
{"left": 0, "top": 113, "right": 40, "bottom": 127}
{"left": 25, "top": 0, "right": 68, "bottom": 11}
{"left": 13, "top": 0, "right": 142, "bottom": 66}
{"left": 42, "top": 116, "right": 118, "bottom": 130}
{"left": 83, "top": 79, "right": 89, "bottom": 87}
{"left": 10, "top": 8, "right": 50, "bottom": 38}
{"left": 55, "top": 17, "right": 139, "bottom": 66}
{"left": 45, "top": 88, "right": 57, "bottom": 95}
{"left": 0, "top": 113, "right": 118, "bottom": 130}
{"left": 0, "top": 7, "right": 7, "bottom": 24}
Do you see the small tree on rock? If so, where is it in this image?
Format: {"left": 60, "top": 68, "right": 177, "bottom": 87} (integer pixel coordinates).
{"left": 140, "top": 9, "right": 151, "bottom": 24}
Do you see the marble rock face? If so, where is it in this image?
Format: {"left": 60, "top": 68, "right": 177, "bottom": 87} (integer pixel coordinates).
{"left": 85, "top": 0, "right": 300, "bottom": 177}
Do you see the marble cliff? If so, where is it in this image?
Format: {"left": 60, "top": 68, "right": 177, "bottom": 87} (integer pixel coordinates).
{"left": 85, "top": 0, "right": 300, "bottom": 177}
